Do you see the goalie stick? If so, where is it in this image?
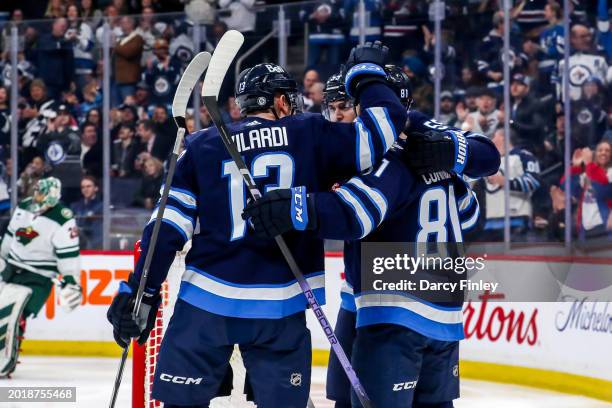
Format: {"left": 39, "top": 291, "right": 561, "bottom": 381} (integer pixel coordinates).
{"left": 201, "top": 30, "right": 372, "bottom": 408}
{"left": 108, "top": 51, "right": 212, "bottom": 408}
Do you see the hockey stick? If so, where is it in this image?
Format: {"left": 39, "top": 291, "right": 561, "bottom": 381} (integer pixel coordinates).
{"left": 201, "top": 31, "right": 372, "bottom": 408}
{"left": 108, "top": 51, "right": 212, "bottom": 408}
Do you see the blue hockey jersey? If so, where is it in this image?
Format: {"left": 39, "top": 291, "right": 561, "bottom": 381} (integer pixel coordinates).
{"left": 134, "top": 83, "right": 407, "bottom": 319}
{"left": 313, "top": 149, "right": 485, "bottom": 341}
{"left": 335, "top": 111, "right": 497, "bottom": 315}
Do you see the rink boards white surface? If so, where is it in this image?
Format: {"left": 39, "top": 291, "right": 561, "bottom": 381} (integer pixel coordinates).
{"left": 13, "top": 251, "right": 612, "bottom": 405}
{"left": 2, "top": 357, "right": 611, "bottom": 408}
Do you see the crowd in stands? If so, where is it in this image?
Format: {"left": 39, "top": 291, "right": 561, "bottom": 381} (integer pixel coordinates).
{"left": 0, "top": 0, "right": 609, "bottom": 247}
{"left": 302, "top": 0, "right": 611, "bottom": 243}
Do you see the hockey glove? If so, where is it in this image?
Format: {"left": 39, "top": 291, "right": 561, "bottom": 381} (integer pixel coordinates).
{"left": 344, "top": 40, "right": 389, "bottom": 102}
{"left": 107, "top": 273, "right": 160, "bottom": 348}
{"left": 242, "top": 187, "right": 317, "bottom": 239}
{"left": 404, "top": 130, "right": 469, "bottom": 175}
{"left": 57, "top": 275, "right": 82, "bottom": 312}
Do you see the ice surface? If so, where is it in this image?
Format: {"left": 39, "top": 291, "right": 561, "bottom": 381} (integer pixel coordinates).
{"left": 1, "top": 357, "right": 609, "bottom": 408}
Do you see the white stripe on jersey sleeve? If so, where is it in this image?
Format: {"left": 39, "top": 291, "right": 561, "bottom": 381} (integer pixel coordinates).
{"left": 460, "top": 193, "right": 480, "bottom": 231}
{"left": 148, "top": 206, "right": 194, "bottom": 241}
{"left": 355, "top": 119, "right": 374, "bottom": 172}
{"left": 448, "top": 185, "right": 464, "bottom": 243}
{"left": 169, "top": 187, "right": 197, "bottom": 209}
{"left": 347, "top": 177, "right": 388, "bottom": 224}
{"left": 335, "top": 187, "right": 374, "bottom": 238}
{"left": 458, "top": 191, "right": 474, "bottom": 213}
{"left": 367, "top": 107, "right": 396, "bottom": 151}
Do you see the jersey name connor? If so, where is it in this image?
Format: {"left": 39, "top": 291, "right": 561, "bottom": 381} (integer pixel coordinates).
{"left": 232, "top": 126, "right": 289, "bottom": 153}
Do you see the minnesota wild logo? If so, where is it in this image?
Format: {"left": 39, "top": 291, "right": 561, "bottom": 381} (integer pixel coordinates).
{"left": 15, "top": 226, "right": 39, "bottom": 245}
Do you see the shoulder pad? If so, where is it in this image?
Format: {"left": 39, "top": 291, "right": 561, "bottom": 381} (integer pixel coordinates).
{"left": 43, "top": 204, "right": 73, "bottom": 225}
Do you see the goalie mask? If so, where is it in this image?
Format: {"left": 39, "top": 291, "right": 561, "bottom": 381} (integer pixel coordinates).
{"left": 322, "top": 72, "right": 355, "bottom": 122}
{"left": 385, "top": 65, "right": 414, "bottom": 110}
{"left": 30, "top": 177, "right": 62, "bottom": 214}
{"left": 235, "top": 63, "right": 303, "bottom": 117}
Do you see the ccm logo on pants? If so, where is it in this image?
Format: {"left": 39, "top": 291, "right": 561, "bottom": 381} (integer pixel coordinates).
{"left": 159, "top": 373, "right": 202, "bottom": 385}
{"left": 392, "top": 380, "right": 418, "bottom": 391}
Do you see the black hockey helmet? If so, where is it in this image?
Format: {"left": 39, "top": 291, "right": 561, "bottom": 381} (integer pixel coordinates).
{"left": 323, "top": 72, "right": 350, "bottom": 105}
{"left": 235, "top": 63, "right": 303, "bottom": 116}
{"left": 323, "top": 71, "right": 354, "bottom": 120}
{"left": 385, "top": 65, "right": 413, "bottom": 110}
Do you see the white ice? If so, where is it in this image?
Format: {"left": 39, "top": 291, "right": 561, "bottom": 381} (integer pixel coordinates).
{"left": 1, "top": 357, "right": 610, "bottom": 408}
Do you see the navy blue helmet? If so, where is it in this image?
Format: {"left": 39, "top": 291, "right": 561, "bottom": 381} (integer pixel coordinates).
{"left": 323, "top": 71, "right": 354, "bottom": 120}
{"left": 385, "top": 65, "right": 413, "bottom": 110}
{"left": 323, "top": 72, "right": 350, "bottom": 105}
{"left": 235, "top": 63, "right": 303, "bottom": 116}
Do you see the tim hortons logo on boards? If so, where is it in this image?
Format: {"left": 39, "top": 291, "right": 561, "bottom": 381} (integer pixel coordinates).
{"left": 463, "top": 290, "right": 539, "bottom": 346}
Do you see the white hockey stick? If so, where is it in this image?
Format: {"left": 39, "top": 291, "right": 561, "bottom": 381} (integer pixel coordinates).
{"left": 202, "top": 31, "right": 371, "bottom": 408}
{"left": 109, "top": 51, "right": 211, "bottom": 408}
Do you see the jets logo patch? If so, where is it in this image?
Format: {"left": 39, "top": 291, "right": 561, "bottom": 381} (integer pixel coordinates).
{"left": 15, "top": 226, "right": 39, "bottom": 245}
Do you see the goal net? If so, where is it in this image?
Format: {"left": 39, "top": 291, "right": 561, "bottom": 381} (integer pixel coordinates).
{"left": 131, "top": 241, "right": 254, "bottom": 408}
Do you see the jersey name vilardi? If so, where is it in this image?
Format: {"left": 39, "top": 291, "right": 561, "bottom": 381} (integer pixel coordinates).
{"left": 134, "top": 83, "right": 407, "bottom": 320}
{"left": 231, "top": 126, "right": 288, "bottom": 153}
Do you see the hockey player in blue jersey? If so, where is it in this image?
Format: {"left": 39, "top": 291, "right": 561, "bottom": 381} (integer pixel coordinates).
{"left": 314, "top": 66, "right": 501, "bottom": 408}
{"left": 244, "top": 68, "right": 500, "bottom": 407}
{"left": 244, "top": 143, "right": 500, "bottom": 408}
{"left": 107, "top": 41, "right": 408, "bottom": 407}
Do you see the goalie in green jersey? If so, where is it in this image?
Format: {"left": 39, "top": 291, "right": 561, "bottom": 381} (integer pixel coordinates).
{"left": 0, "top": 177, "right": 82, "bottom": 377}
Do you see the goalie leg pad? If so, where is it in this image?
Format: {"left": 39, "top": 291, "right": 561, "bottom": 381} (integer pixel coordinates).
{"left": 0, "top": 282, "right": 33, "bottom": 377}
{"left": 4, "top": 269, "right": 53, "bottom": 318}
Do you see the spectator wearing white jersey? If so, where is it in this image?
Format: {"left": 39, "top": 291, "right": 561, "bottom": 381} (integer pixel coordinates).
{"left": 479, "top": 125, "right": 541, "bottom": 242}
{"left": 557, "top": 24, "right": 609, "bottom": 101}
